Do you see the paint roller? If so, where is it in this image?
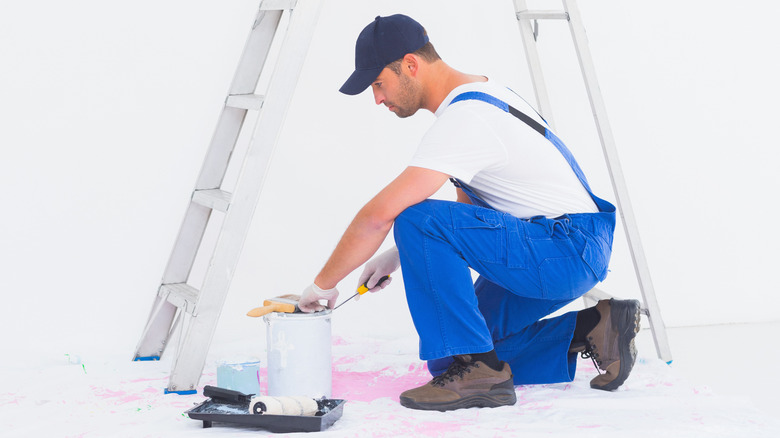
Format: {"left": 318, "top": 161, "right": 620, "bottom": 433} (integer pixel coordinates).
{"left": 249, "top": 396, "right": 319, "bottom": 416}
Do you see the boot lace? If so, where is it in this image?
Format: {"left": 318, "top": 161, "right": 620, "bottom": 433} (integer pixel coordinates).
{"left": 431, "top": 358, "right": 477, "bottom": 387}
{"left": 581, "top": 337, "right": 603, "bottom": 375}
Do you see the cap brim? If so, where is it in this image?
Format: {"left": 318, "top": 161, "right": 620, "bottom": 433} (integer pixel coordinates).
{"left": 339, "top": 66, "right": 384, "bottom": 95}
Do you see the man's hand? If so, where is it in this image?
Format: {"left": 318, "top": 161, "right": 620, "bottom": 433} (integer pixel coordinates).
{"left": 357, "top": 246, "right": 400, "bottom": 295}
{"left": 299, "top": 283, "right": 339, "bottom": 313}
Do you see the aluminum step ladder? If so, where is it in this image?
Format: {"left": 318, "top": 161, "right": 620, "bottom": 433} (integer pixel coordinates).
{"left": 513, "top": 0, "right": 672, "bottom": 363}
{"left": 132, "top": 0, "right": 322, "bottom": 394}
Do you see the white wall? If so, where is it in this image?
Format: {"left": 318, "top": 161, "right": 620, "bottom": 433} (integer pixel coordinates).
{"left": 1, "top": 0, "right": 778, "bottom": 358}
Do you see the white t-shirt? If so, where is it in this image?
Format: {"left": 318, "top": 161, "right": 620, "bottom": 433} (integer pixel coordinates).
{"left": 409, "top": 81, "right": 598, "bottom": 219}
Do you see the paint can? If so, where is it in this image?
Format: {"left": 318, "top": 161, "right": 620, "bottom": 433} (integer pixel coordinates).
{"left": 263, "top": 309, "right": 332, "bottom": 398}
{"left": 216, "top": 358, "right": 261, "bottom": 396}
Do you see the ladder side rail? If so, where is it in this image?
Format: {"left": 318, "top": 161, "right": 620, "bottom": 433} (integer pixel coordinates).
{"left": 197, "top": 8, "right": 285, "bottom": 190}
{"left": 157, "top": 8, "right": 285, "bottom": 288}
{"left": 229, "top": 7, "right": 285, "bottom": 95}
{"left": 134, "top": 203, "right": 211, "bottom": 359}
{"left": 134, "top": 292, "right": 178, "bottom": 359}
{"left": 514, "top": 0, "right": 557, "bottom": 129}
{"left": 161, "top": 203, "right": 213, "bottom": 284}
{"left": 166, "top": 0, "right": 323, "bottom": 393}
{"left": 563, "top": 0, "right": 672, "bottom": 362}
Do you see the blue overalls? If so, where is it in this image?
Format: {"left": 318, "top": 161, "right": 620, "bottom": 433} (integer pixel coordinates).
{"left": 393, "top": 92, "right": 617, "bottom": 385}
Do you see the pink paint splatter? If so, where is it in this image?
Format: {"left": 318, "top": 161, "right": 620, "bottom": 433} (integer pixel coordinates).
{"left": 332, "top": 336, "right": 350, "bottom": 346}
{"left": 0, "top": 396, "right": 22, "bottom": 407}
{"left": 91, "top": 387, "right": 147, "bottom": 405}
{"left": 125, "top": 377, "right": 167, "bottom": 384}
{"left": 332, "top": 364, "right": 431, "bottom": 402}
{"left": 395, "top": 418, "right": 464, "bottom": 436}
{"left": 332, "top": 354, "right": 362, "bottom": 367}
{"left": 416, "top": 421, "right": 464, "bottom": 434}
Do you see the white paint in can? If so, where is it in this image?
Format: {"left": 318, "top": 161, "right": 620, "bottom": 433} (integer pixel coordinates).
{"left": 263, "top": 309, "right": 332, "bottom": 398}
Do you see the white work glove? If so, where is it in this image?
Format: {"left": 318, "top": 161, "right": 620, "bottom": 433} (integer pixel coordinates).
{"left": 357, "top": 246, "right": 401, "bottom": 296}
{"left": 299, "top": 283, "right": 339, "bottom": 313}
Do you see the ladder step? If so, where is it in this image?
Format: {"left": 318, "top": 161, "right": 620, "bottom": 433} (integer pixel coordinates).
{"left": 192, "top": 189, "right": 232, "bottom": 212}
{"left": 226, "top": 93, "right": 265, "bottom": 110}
{"left": 160, "top": 283, "right": 199, "bottom": 312}
{"left": 516, "top": 10, "right": 569, "bottom": 21}
{"left": 260, "top": 0, "right": 297, "bottom": 11}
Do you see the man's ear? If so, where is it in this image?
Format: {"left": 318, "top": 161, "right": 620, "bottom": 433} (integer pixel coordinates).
{"left": 403, "top": 54, "right": 419, "bottom": 76}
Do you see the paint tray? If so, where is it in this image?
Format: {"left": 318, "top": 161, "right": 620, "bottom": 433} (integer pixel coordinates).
{"left": 185, "top": 386, "right": 346, "bottom": 433}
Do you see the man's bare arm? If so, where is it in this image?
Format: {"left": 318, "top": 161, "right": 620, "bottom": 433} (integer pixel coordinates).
{"left": 313, "top": 166, "right": 450, "bottom": 289}
{"left": 456, "top": 187, "right": 472, "bottom": 204}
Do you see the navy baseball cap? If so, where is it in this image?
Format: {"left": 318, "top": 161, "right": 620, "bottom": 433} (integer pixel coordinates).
{"left": 340, "top": 14, "right": 429, "bottom": 95}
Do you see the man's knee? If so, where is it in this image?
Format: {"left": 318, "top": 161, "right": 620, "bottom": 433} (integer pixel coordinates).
{"left": 394, "top": 199, "right": 448, "bottom": 241}
{"left": 395, "top": 199, "right": 435, "bottom": 227}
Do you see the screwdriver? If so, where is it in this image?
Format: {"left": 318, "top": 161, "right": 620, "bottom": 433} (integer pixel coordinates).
{"left": 332, "top": 275, "right": 390, "bottom": 310}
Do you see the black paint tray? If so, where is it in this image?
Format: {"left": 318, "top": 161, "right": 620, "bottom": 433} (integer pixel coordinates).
{"left": 185, "top": 386, "right": 346, "bottom": 433}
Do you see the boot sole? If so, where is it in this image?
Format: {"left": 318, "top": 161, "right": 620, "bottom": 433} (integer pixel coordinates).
{"left": 591, "top": 299, "right": 641, "bottom": 391}
{"left": 399, "top": 379, "right": 517, "bottom": 412}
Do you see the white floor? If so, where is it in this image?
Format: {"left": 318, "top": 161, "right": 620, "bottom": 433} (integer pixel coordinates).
{"left": 659, "top": 321, "right": 780, "bottom": 417}
{"left": 1, "top": 320, "right": 778, "bottom": 437}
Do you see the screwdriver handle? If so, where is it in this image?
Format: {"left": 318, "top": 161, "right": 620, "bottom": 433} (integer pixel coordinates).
{"left": 333, "top": 275, "right": 392, "bottom": 311}
{"left": 357, "top": 275, "right": 390, "bottom": 295}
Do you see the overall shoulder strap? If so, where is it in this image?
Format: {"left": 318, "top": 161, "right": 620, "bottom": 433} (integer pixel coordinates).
{"left": 449, "top": 91, "right": 594, "bottom": 195}
{"left": 450, "top": 91, "right": 547, "bottom": 136}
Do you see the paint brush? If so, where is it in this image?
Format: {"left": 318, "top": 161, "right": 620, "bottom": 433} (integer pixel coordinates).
{"left": 246, "top": 294, "right": 301, "bottom": 317}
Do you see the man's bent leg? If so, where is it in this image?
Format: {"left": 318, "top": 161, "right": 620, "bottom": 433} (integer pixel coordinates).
{"left": 393, "top": 200, "right": 495, "bottom": 360}
{"left": 393, "top": 200, "right": 516, "bottom": 411}
{"left": 476, "top": 276, "right": 580, "bottom": 384}
{"left": 428, "top": 277, "right": 579, "bottom": 384}
{"left": 393, "top": 200, "right": 602, "bottom": 365}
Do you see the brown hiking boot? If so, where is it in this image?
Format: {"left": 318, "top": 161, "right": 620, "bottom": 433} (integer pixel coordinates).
{"left": 571, "top": 299, "right": 641, "bottom": 391}
{"left": 399, "top": 355, "right": 516, "bottom": 411}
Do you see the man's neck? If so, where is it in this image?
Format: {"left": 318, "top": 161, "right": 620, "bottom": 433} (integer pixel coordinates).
{"left": 422, "top": 62, "right": 487, "bottom": 113}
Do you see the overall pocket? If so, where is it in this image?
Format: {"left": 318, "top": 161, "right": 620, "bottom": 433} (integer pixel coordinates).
{"left": 505, "top": 215, "right": 529, "bottom": 269}
{"left": 449, "top": 204, "right": 504, "bottom": 264}
{"left": 580, "top": 237, "right": 611, "bottom": 281}
{"left": 526, "top": 219, "right": 596, "bottom": 299}
{"left": 567, "top": 212, "right": 615, "bottom": 281}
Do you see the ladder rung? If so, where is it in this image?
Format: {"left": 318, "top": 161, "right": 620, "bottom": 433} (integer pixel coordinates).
{"left": 160, "top": 283, "right": 199, "bottom": 311}
{"left": 516, "top": 10, "right": 569, "bottom": 21}
{"left": 226, "top": 93, "right": 265, "bottom": 110}
{"left": 260, "top": 0, "right": 297, "bottom": 11}
{"left": 192, "top": 189, "right": 232, "bottom": 212}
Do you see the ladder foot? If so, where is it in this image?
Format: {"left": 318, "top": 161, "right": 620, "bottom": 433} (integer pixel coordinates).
{"left": 133, "top": 356, "right": 161, "bottom": 361}
{"left": 164, "top": 388, "right": 198, "bottom": 395}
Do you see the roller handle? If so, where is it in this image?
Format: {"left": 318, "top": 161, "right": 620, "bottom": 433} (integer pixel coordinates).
{"left": 246, "top": 298, "right": 298, "bottom": 317}
{"left": 203, "top": 385, "right": 253, "bottom": 404}
{"left": 246, "top": 303, "right": 287, "bottom": 317}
